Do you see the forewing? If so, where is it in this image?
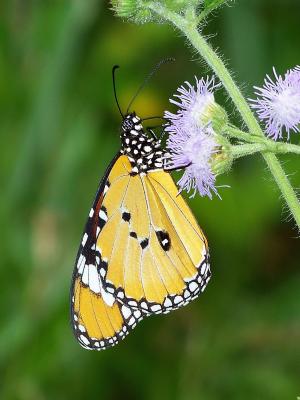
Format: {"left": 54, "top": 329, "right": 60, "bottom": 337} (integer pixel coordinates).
{"left": 71, "top": 154, "right": 145, "bottom": 350}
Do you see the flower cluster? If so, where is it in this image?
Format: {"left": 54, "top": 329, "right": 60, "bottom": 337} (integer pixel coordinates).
{"left": 164, "top": 77, "right": 221, "bottom": 198}
{"left": 250, "top": 66, "right": 300, "bottom": 140}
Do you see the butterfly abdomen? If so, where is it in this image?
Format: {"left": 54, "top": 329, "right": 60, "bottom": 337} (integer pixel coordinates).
{"left": 120, "top": 113, "right": 163, "bottom": 175}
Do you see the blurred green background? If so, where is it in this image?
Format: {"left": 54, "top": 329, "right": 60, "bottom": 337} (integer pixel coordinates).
{"left": 1, "top": 1, "right": 300, "bottom": 399}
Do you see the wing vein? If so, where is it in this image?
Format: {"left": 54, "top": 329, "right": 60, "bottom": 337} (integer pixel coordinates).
{"left": 146, "top": 176, "right": 196, "bottom": 276}
{"left": 101, "top": 176, "right": 131, "bottom": 287}
{"left": 149, "top": 176, "right": 205, "bottom": 243}
{"left": 139, "top": 175, "right": 184, "bottom": 297}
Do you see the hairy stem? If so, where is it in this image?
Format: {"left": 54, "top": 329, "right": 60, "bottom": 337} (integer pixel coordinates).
{"left": 145, "top": 2, "right": 300, "bottom": 229}
{"left": 227, "top": 127, "right": 300, "bottom": 154}
{"left": 231, "top": 143, "right": 268, "bottom": 159}
{"left": 231, "top": 142, "right": 300, "bottom": 159}
{"left": 225, "top": 126, "right": 265, "bottom": 143}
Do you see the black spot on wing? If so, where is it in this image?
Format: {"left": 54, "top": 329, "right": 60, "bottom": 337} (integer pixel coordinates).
{"left": 130, "top": 171, "right": 138, "bottom": 177}
{"left": 130, "top": 231, "right": 137, "bottom": 239}
{"left": 122, "top": 212, "right": 131, "bottom": 222}
{"left": 156, "top": 230, "right": 171, "bottom": 251}
{"left": 140, "top": 238, "right": 149, "bottom": 249}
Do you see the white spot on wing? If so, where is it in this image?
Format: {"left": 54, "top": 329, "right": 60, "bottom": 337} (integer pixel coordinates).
{"left": 104, "top": 185, "right": 109, "bottom": 195}
{"left": 77, "top": 254, "right": 86, "bottom": 274}
{"left": 189, "top": 282, "right": 198, "bottom": 292}
{"left": 79, "top": 335, "right": 90, "bottom": 345}
{"left": 82, "top": 233, "right": 88, "bottom": 247}
{"left": 101, "top": 288, "right": 115, "bottom": 306}
{"left": 82, "top": 266, "right": 89, "bottom": 285}
{"left": 121, "top": 305, "right": 132, "bottom": 319}
{"left": 128, "top": 317, "right": 135, "bottom": 326}
{"left": 151, "top": 304, "right": 161, "bottom": 312}
{"left": 174, "top": 296, "right": 183, "bottom": 304}
{"left": 88, "top": 264, "right": 101, "bottom": 294}
{"left": 201, "top": 263, "right": 207, "bottom": 275}
{"left": 134, "top": 310, "right": 141, "bottom": 318}
{"left": 99, "top": 209, "right": 107, "bottom": 222}
{"left": 164, "top": 298, "right": 172, "bottom": 307}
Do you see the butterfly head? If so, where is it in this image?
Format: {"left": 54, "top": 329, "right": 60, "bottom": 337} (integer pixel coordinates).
{"left": 120, "top": 112, "right": 163, "bottom": 175}
{"left": 121, "top": 112, "right": 141, "bottom": 133}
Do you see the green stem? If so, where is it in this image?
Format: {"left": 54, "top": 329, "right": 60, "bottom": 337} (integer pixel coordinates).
{"left": 231, "top": 144, "right": 267, "bottom": 159}
{"left": 225, "top": 126, "right": 265, "bottom": 143}
{"left": 196, "top": 1, "right": 228, "bottom": 24}
{"left": 273, "top": 142, "right": 300, "bottom": 155}
{"left": 184, "top": 4, "right": 197, "bottom": 23}
{"left": 197, "top": 8, "right": 211, "bottom": 24}
{"left": 231, "top": 142, "right": 300, "bottom": 159}
{"left": 226, "top": 127, "right": 300, "bottom": 154}
{"left": 145, "top": 2, "right": 300, "bottom": 229}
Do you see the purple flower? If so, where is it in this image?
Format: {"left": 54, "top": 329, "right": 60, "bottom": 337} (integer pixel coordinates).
{"left": 165, "top": 76, "right": 221, "bottom": 129}
{"left": 250, "top": 66, "right": 300, "bottom": 140}
{"left": 164, "top": 77, "right": 220, "bottom": 199}
{"left": 165, "top": 122, "right": 219, "bottom": 198}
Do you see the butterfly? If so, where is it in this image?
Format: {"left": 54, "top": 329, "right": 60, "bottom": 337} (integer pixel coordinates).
{"left": 70, "top": 64, "right": 211, "bottom": 350}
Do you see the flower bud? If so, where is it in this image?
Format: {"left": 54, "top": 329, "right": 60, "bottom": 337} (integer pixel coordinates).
{"left": 111, "top": 0, "right": 154, "bottom": 24}
{"left": 201, "top": 103, "right": 228, "bottom": 135}
{"left": 210, "top": 134, "right": 233, "bottom": 175}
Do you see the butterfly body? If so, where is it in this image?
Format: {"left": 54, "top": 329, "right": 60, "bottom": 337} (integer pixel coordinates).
{"left": 70, "top": 112, "right": 211, "bottom": 351}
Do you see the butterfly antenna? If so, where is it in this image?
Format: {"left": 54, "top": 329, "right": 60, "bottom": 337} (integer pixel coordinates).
{"left": 112, "top": 65, "right": 124, "bottom": 118}
{"left": 126, "top": 57, "right": 175, "bottom": 114}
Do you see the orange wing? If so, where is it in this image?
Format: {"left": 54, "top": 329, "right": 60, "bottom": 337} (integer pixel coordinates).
{"left": 72, "top": 277, "right": 144, "bottom": 350}
{"left": 70, "top": 154, "right": 211, "bottom": 351}
{"left": 98, "top": 167, "right": 210, "bottom": 314}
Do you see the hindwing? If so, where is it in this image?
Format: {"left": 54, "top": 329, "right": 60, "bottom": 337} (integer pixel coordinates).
{"left": 98, "top": 161, "right": 210, "bottom": 314}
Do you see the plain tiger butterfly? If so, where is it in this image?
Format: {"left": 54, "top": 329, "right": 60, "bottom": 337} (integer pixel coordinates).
{"left": 70, "top": 62, "right": 211, "bottom": 350}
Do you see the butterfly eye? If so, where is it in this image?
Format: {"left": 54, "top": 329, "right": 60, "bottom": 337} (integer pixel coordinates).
{"left": 121, "top": 118, "right": 134, "bottom": 132}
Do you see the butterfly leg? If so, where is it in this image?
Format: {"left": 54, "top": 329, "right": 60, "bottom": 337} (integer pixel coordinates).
{"left": 164, "top": 162, "right": 192, "bottom": 172}
{"left": 146, "top": 127, "right": 159, "bottom": 140}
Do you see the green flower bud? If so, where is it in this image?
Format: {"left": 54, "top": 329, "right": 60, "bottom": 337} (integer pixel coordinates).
{"left": 111, "top": 0, "right": 154, "bottom": 24}
{"left": 201, "top": 102, "right": 228, "bottom": 135}
{"left": 210, "top": 134, "right": 233, "bottom": 175}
